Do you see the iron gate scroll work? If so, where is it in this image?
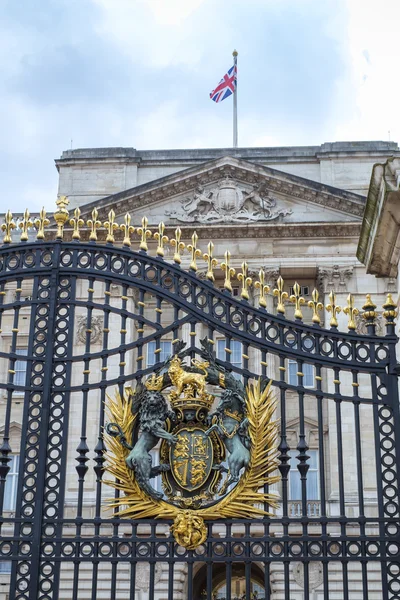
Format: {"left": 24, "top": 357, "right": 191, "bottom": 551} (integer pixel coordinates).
{"left": 0, "top": 203, "right": 398, "bottom": 599}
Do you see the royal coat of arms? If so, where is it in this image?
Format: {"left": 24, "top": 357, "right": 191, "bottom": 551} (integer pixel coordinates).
{"left": 104, "top": 339, "right": 279, "bottom": 550}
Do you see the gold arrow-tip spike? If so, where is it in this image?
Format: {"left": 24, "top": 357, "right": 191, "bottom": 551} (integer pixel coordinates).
{"left": 187, "top": 231, "right": 202, "bottom": 271}
{"left": 237, "top": 261, "right": 252, "bottom": 300}
{"left": 308, "top": 288, "right": 323, "bottom": 324}
{"left": 221, "top": 250, "right": 236, "bottom": 292}
{"left": 34, "top": 207, "right": 50, "bottom": 241}
{"left": 289, "top": 281, "right": 305, "bottom": 320}
{"left": 326, "top": 290, "right": 341, "bottom": 328}
{"left": 120, "top": 212, "right": 135, "bottom": 247}
{"left": 343, "top": 293, "right": 359, "bottom": 330}
{"left": 137, "top": 216, "right": 152, "bottom": 252}
{"left": 1, "top": 210, "right": 16, "bottom": 244}
{"left": 19, "top": 209, "right": 33, "bottom": 242}
{"left": 254, "top": 269, "right": 270, "bottom": 309}
{"left": 203, "top": 241, "right": 218, "bottom": 281}
{"left": 273, "top": 275, "right": 288, "bottom": 315}
{"left": 170, "top": 227, "right": 185, "bottom": 264}
{"left": 154, "top": 221, "right": 168, "bottom": 257}
{"left": 70, "top": 207, "right": 84, "bottom": 241}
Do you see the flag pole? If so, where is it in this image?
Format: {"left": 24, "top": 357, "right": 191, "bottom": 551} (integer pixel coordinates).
{"left": 233, "top": 49, "right": 238, "bottom": 148}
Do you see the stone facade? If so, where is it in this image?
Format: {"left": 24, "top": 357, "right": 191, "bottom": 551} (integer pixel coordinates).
{"left": 0, "top": 141, "right": 398, "bottom": 599}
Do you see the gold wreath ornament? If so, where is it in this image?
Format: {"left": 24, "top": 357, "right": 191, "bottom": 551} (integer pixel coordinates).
{"left": 104, "top": 380, "right": 279, "bottom": 549}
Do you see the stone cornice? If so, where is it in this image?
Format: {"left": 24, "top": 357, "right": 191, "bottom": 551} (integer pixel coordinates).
{"left": 357, "top": 157, "right": 400, "bottom": 277}
{"left": 77, "top": 157, "right": 366, "bottom": 222}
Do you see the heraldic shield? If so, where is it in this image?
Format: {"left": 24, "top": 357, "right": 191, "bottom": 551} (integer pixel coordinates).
{"left": 104, "top": 339, "right": 280, "bottom": 550}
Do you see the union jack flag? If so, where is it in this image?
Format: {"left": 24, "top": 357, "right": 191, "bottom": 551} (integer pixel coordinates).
{"left": 209, "top": 65, "right": 237, "bottom": 103}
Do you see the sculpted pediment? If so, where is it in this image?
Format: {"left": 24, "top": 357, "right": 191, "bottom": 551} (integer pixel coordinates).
{"left": 78, "top": 156, "right": 365, "bottom": 236}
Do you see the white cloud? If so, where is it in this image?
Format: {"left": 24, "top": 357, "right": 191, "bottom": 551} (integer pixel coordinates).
{"left": 91, "top": 0, "right": 210, "bottom": 68}
{"left": 333, "top": 0, "right": 400, "bottom": 142}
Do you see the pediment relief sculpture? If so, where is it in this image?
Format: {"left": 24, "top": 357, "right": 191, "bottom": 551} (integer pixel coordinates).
{"left": 165, "top": 178, "right": 292, "bottom": 224}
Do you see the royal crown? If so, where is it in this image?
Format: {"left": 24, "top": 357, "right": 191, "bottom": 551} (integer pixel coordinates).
{"left": 145, "top": 373, "right": 164, "bottom": 391}
{"left": 167, "top": 354, "right": 214, "bottom": 412}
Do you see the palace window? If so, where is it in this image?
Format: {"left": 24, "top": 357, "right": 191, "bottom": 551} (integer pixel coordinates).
{"left": 288, "top": 449, "right": 319, "bottom": 500}
{"left": 216, "top": 339, "right": 242, "bottom": 376}
{"left": 13, "top": 348, "right": 28, "bottom": 392}
{"left": 147, "top": 341, "right": 172, "bottom": 367}
{"left": 288, "top": 338, "right": 314, "bottom": 387}
{"left": 4, "top": 455, "right": 19, "bottom": 511}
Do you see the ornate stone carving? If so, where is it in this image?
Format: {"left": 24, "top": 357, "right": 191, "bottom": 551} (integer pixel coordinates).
{"left": 165, "top": 178, "right": 292, "bottom": 224}
{"left": 76, "top": 316, "right": 103, "bottom": 344}
{"left": 317, "top": 265, "right": 353, "bottom": 293}
{"left": 292, "top": 561, "right": 323, "bottom": 590}
{"left": 355, "top": 312, "right": 385, "bottom": 336}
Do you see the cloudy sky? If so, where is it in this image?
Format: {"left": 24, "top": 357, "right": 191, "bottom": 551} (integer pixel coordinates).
{"left": 1, "top": 0, "right": 399, "bottom": 211}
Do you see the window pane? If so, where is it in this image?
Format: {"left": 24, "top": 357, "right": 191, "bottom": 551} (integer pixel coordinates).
{"left": 14, "top": 348, "right": 28, "bottom": 387}
{"left": 147, "top": 341, "right": 171, "bottom": 366}
{"left": 288, "top": 361, "right": 297, "bottom": 384}
{"left": 4, "top": 455, "right": 19, "bottom": 510}
{"left": 303, "top": 363, "right": 314, "bottom": 387}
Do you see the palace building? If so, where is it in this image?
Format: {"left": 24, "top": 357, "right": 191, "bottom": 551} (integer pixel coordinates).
{"left": 0, "top": 140, "right": 399, "bottom": 600}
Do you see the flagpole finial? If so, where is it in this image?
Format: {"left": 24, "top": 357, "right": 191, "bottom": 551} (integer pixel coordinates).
{"left": 232, "top": 49, "right": 238, "bottom": 57}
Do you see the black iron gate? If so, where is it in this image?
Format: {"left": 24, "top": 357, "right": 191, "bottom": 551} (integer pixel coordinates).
{"left": 0, "top": 211, "right": 399, "bottom": 599}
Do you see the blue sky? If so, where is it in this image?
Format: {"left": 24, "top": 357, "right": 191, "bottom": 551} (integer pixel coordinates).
{"left": 1, "top": 0, "right": 398, "bottom": 211}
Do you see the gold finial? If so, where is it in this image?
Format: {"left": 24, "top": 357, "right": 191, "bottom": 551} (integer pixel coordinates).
{"left": 69, "top": 207, "right": 84, "bottom": 240}
{"left": 54, "top": 195, "right": 70, "bottom": 240}
{"left": 232, "top": 49, "right": 238, "bottom": 57}
{"left": 154, "top": 221, "right": 169, "bottom": 257}
{"left": 34, "top": 207, "right": 50, "bottom": 240}
{"left": 343, "top": 293, "right": 359, "bottom": 330}
{"left": 237, "top": 261, "right": 252, "bottom": 300}
{"left": 273, "top": 276, "right": 288, "bottom": 315}
{"left": 221, "top": 250, "right": 236, "bottom": 292}
{"left": 104, "top": 209, "right": 118, "bottom": 243}
{"left": 382, "top": 293, "right": 398, "bottom": 322}
{"left": 362, "top": 294, "right": 377, "bottom": 321}
{"left": 18, "top": 209, "right": 33, "bottom": 242}
{"left": 290, "top": 281, "right": 305, "bottom": 320}
{"left": 170, "top": 227, "right": 185, "bottom": 264}
{"left": 308, "top": 288, "right": 323, "bottom": 324}
{"left": 137, "top": 216, "right": 152, "bottom": 252}
{"left": 87, "top": 207, "right": 102, "bottom": 242}
{"left": 254, "top": 269, "right": 270, "bottom": 308}
{"left": 203, "top": 241, "right": 218, "bottom": 281}
{"left": 326, "top": 290, "right": 341, "bottom": 328}
{"left": 187, "top": 231, "right": 202, "bottom": 271}
{"left": 120, "top": 212, "right": 135, "bottom": 247}
{"left": 1, "top": 210, "right": 16, "bottom": 244}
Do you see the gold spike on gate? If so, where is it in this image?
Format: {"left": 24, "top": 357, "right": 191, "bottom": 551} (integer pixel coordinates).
{"left": 104, "top": 209, "right": 118, "bottom": 243}
{"left": 237, "top": 261, "right": 252, "bottom": 300}
{"left": 343, "top": 293, "right": 359, "bottom": 330}
{"left": 203, "top": 241, "right": 218, "bottom": 281}
{"left": 326, "top": 290, "right": 341, "bottom": 328}
{"left": 187, "top": 231, "right": 202, "bottom": 271}
{"left": 1, "top": 210, "right": 16, "bottom": 244}
{"left": 137, "top": 216, "right": 152, "bottom": 252}
{"left": 18, "top": 209, "right": 33, "bottom": 242}
{"left": 254, "top": 269, "right": 270, "bottom": 309}
{"left": 170, "top": 227, "right": 185, "bottom": 264}
{"left": 308, "top": 288, "right": 323, "bottom": 324}
{"left": 273, "top": 276, "right": 288, "bottom": 315}
{"left": 70, "top": 207, "right": 84, "bottom": 240}
{"left": 154, "top": 222, "right": 169, "bottom": 257}
{"left": 87, "top": 207, "right": 102, "bottom": 241}
{"left": 289, "top": 281, "right": 305, "bottom": 320}
{"left": 120, "top": 213, "right": 135, "bottom": 247}
{"left": 34, "top": 208, "right": 50, "bottom": 240}
{"left": 221, "top": 250, "right": 236, "bottom": 292}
